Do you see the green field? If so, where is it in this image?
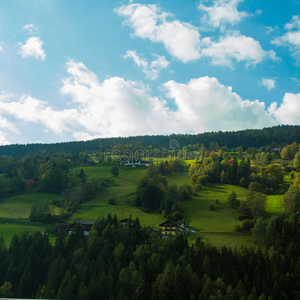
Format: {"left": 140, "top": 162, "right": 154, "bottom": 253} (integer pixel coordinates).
{"left": 71, "top": 166, "right": 254, "bottom": 248}
{"left": 183, "top": 184, "right": 253, "bottom": 248}
{"left": 266, "top": 194, "right": 284, "bottom": 215}
{"left": 0, "top": 164, "right": 286, "bottom": 248}
{"left": 0, "top": 191, "right": 65, "bottom": 219}
{"left": 0, "top": 220, "right": 50, "bottom": 245}
{"left": 69, "top": 166, "right": 165, "bottom": 228}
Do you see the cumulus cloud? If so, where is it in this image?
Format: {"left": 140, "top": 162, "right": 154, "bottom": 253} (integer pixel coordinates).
{"left": 0, "top": 115, "right": 19, "bottom": 134}
{"left": 61, "top": 60, "right": 278, "bottom": 134}
{"left": 23, "top": 24, "right": 39, "bottom": 35}
{"left": 1, "top": 60, "right": 299, "bottom": 144}
{"left": 164, "top": 77, "right": 277, "bottom": 132}
{"left": 261, "top": 78, "right": 275, "bottom": 91}
{"left": 124, "top": 50, "right": 169, "bottom": 80}
{"left": 18, "top": 36, "right": 46, "bottom": 60}
{"left": 115, "top": 3, "right": 201, "bottom": 62}
{"left": 269, "top": 93, "right": 300, "bottom": 125}
{"left": 272, "top": 15, "right": 300, "bottom": 63}
{"left": 198, "top": 0, "right": 249, "bottom": 30}
{"left": 0, "top": 94, "right": 77, "bottom": 134}
{"left": 201, "top": 33, "right": 278, "bottom": 67}
{"left": 0, "top": 130, "right": 9, "bottom": 145}
{"left": 60, "top": 60, "right": 174, "bottom": 137}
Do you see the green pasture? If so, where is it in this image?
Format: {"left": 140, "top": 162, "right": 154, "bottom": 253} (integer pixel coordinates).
{"left": 0, "top": 220, "right": 50, "bottom": 245}
{"left": 0, "top": 164, "right": 289, "bottom": 249}
{"left": 266, "top": 195, "right": 284, "bottom": 215}
{"left": 0, "top": 191, "right": 65, "bottom": 219}
{"left": 69, "top": 165, "right": 165, "bottom": 228}
{"left": 183, "top": 184, "right": 252, "bottom": 248}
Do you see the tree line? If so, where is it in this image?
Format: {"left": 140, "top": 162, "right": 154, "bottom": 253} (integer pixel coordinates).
{"left": 1, "top": 125, "right": 300, "bottom": 157}
{"left": 0, "top": 213, "right": 300, "bottom": 299}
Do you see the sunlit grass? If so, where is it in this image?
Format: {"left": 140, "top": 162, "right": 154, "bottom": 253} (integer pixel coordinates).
{"left": 266, "top": 195, "right": 284, "bottom": 215}
{"left": 0, "top": 191, "right": 65, "bottom": 219}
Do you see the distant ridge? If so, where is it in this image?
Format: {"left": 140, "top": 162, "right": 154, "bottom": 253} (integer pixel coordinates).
{"left": 0, "top": 125, "right": 300, "bottom": 157}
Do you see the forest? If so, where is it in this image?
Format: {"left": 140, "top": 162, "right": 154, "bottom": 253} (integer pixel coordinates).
{"left": 0, "top": 128, "right": 300, "bottom": 299}
{"left": 0, "top": 125, "right": 300, "bottom": 157}
{"left": 0, "top": 213, "right": 300, "bottom": 299}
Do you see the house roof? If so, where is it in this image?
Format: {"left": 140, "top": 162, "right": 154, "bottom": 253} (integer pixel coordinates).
{"left": 119, "top": 218, "right": 129, "bottom": 223}
{"left": 159, "top": 220, "right": 185, "bottom": 227}
{"left": 75, "top": 220, "right": 96, "bottom": 225}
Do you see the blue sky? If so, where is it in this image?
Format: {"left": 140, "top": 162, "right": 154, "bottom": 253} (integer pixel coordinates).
{"left": 0, "top": 0, "right": 299, "bottom": 145}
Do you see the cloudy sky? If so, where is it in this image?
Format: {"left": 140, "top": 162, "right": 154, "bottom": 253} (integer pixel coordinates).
{"left": 0, "top": 0, "right": 299, "bottom": 145}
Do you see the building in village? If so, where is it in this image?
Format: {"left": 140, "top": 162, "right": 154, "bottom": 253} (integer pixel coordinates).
{"left": 159, "top": 220, "right": 189, "bottom": 237}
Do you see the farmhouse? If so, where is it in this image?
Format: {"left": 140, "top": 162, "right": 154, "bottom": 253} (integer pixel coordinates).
{"left": 69, "top": 219, "right": 96, "bottom": 235}
{"left": 120, "top": 157, "right": 153, "bottom": 167}
{"left": 159, "top": 220, "right": 189, "bottom": 237}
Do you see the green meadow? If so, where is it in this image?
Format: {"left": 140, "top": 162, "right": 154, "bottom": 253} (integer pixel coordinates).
{"left": 0, "top": 219, "right": 51, "bottom": 245}
{"left": 0, "top": 191, "right": 65, "bottom": 219}
{"left": 69, "top": 165, "right": 165, "bottom": 228}
{"left": 0, "top": 164, "right": 287, "bottom": 248}
{"left": 184, "top": 184, "right": 253, "bottom": 248}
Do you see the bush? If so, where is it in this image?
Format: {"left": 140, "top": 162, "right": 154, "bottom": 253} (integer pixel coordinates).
{"left": 241, "top": 219, "right": 255, "bottom": 231}
{"left": 210, "top": 204, "right": 216, "bottom": 211}
{"left": 110, "top": 166, "right": 119, "bottom": 176}
{"left": 108, "top": 198, "right": 117, "bottom": 205}
{"left": 228, "top": 191, "right": 240, "bottom": 208}
{"left": 168, "top": 211, "right": 183, "bottom": 222}
{"left": 235, "top": 225, "right": 241, "bottom": 232}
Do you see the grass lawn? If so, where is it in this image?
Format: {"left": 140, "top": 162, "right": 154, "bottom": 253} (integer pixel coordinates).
{"left": 69, "top": 167, "right": 254, "bottom": 247}
{"left": 184, "top": 183, "right": 253, "bottom": 248}
{"left": 0, "top": 165, "right": 283, "bottom": 249}
{"left": 69, "top": 166, "right": 165, "bottom": 228}
{"left": 266, "top": 195, "right": 284, "bottom": 215}
{"left": 0, "top": 191, "right": 65, "bottom": 219}
{"left": 167, "top": 171, "right": 191, "bottom": 186}
{"left": 0, "top": 219, "right": 50, "bottom": 245}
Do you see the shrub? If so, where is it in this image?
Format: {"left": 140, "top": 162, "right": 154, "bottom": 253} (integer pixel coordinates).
{"left": 228, "top": 191, "right": 240, "bottom": 208}
{"left": 241, "top": 219, "right": 255, "bottom": 231}
{"left": 108, "top": 198, "right": 117, "bottom": 205}
{"left": 235, "top": 225, "right": 241, "bottom": 232}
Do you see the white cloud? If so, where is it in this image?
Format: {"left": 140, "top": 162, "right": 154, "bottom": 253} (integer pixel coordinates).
{"left": 1, "top": 60, "right": 299, "bottom": 144}
{"left": 124, "top": 50, "right": 169, "bottom": 80}
{"left": 23, "top": 24, "right": 38, "bottom": 35}
{"left": 198, "top": 0, "right": 249, "bottom": 30}
{"left": 272, "top": 16, "right": 300, "bottom": 63}
{"left": 115, "top": 4, "right": 201, "bottom": 62}
{"left": 269, "top": 93, "right": 300, "bottom": 125}
{"left": 261, "top": 78, "right": 275, "bottom": 91}
{"left": 0, "top": 115, "right": 19, "bottom": 133}
{"left": 73, "top": 131, "right": 100, "bottom": 141}
{"left": 61, "top": 61, "right": 278, "bottom": 134}
{"left": 0, "top": 130, "right": 9, "bottom": 145}
{"left": 18, "top": 36, "right": 46, "bottom": 60}
{"left": 60, "top": 60, "right": 174, "bottom": 137}
{"left": 201, "top": 33, "right": 278, "bottom": 67}
{"left": 0, "top": 44, "right": 3, "bottom": 52}
{"left": 285, "top": 15, "right": 300, "bottom": 30}
{"left": 164, "top": 76, "right": 277, "bottom": 132}
{"left": 0, "top": 94, "right": 77, "bottom": 134}
{"left": 266, "top": 25, "right": 279, "bottom": 35}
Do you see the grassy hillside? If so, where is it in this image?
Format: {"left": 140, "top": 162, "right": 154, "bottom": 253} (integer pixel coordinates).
{"left": 69, "top": 165, "right": 165, "bottom": 228}
{"left": 70, "top": 166, "right": 255, "bottom": 248}
{"left": 184, "top": 184, "right": 253, "bottom": 248}
{"left": 0, "top": 191, "right": 65, "bottom": 219}
{"left": 0, "top": 164, "right": 288, "bottom": 248}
